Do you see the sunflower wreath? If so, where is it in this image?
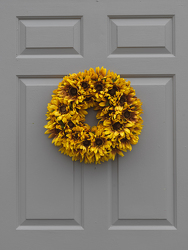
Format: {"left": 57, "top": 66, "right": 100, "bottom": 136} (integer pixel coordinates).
{"left": 44, "top": 67, "right": 143, "bottom": 164}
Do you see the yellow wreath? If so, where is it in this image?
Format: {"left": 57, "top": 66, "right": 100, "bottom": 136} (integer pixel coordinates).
{"left": 44, "top": 67, "right": 143, "bottom": 164}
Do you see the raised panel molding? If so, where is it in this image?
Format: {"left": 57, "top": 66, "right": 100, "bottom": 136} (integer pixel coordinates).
{"left": 17, "top": 78, "right": 83, "bottom": 230}
{"left": 17, "top": 17, "right": 83, "bottom": 57}
{"left": 108, "top": 16, "right": 174, "bottom": 57}
{"left": 108, "top": 76, "right": 176, "bottom": 230}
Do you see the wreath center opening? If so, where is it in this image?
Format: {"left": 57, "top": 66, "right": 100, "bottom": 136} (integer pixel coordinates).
{"left": 84, "top": 107, "right": 99, "bottom": 128}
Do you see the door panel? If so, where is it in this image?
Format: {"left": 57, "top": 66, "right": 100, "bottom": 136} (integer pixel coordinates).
{"left": 18, "top": 17, "right": 83, "bottom": 56}
{"left": 18, "top": 78, "right": 83, "bottom": 229}
{"left": 1, "top": 0, "right": 188, "bottom": 249}
{"left": 108, "top": 16, "right": 174, "bottom": 56}
{"left": 110, "top": 77, "right": 175, "bottom": 229}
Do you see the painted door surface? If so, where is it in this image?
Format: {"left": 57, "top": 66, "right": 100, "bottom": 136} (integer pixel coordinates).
{"left": 1, "top": 0, "right": 188, "bottom": 249}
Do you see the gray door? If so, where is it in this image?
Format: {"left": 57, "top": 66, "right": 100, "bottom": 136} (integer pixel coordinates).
{"left": 1, "top": 0, "right": 188, "bottom": 249}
